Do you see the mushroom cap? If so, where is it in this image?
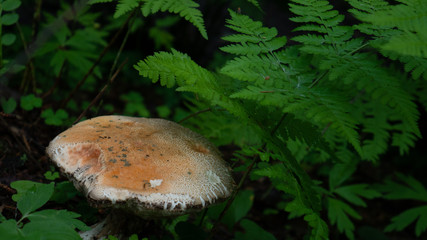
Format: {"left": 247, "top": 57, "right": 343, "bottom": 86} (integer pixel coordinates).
{"left": 46, "top": 115, "right": 235, "bottom": 217}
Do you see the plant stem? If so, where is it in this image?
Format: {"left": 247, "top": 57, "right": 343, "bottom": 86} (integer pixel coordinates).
{"left": 178, "top": 108, "right": 212, "bottom": 124}
{"left": 73, "top": 59, "right": 128, "bottom": 125}
{"left": 61, "top": 10, "right": 136, "bottom": 108}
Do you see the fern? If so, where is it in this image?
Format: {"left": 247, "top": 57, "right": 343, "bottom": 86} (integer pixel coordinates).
{"left": 113, "top": 0, "right": 140, "bottom": 18}
{"left": 289, "top": 0, "right": 421, "bottom": 157}
{"left": 141, "top": 0, "right": 208, "bottom": 39}
{"left": 254, "top": 163, "right": 329, "bottom": 240}
{"left": 326, "top": 160, "right": 381, "bottom": 240}
{"left": 348, "top": 0, "right": 427, "bottom": 80}
{"left": 377, "top": 173, "right": 427, "bottom": 237}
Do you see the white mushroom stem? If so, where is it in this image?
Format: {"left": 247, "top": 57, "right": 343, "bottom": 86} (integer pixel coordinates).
{"left": 79, "top": 218, "right": 107, "bottom": 240}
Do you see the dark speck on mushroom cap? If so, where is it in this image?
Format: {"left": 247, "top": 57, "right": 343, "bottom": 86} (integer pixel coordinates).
{"left": 46, "top": 115, "right": 235, "bottom": 217}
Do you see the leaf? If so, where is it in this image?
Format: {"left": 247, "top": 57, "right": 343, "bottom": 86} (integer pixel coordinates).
{"left": 334, "top": 184, "right": 381, "bottom": 207}
{"left": 20, "top": 94, "right": 43, "bottom": 111}
{"left": 234, "top": 219, "right": 276, "bottom": 240}
{"left": 0, "top": 219, "right": 22, "bottom": 240}
{"left": 50, "top": 181, "right": 79, "bottom": 204}
{"left": 141, "top": 0, "right": 208, "bottom": 39}
{"left": 44, "top": 171, "right": 60, "bottom": 181}
{"left": 378, "top": 173, "right": 427, "bottom": 202}
{"left": 329, "top": 160, "right": 358, "bottom": 190}
{"left": 1, "top": 97, "right": 17, "bottom": 114}
{"left": 113, "top": 0, "right": 139, "bottom": 18}
{"left": 2, "top": 33, "right": 16, "bottom": 46}
{"left": 26, "top": 209, "right": 90, "bottom": 232}
{"left": 207, "top": 190, "right": 254, "bottom": 230}
{"left": 10, "top": 181, "right": 55, "bottom": 216}
{"left": 385, "top": 205, "right": 427, "bottom": 237}
{"left": 2, "top": 13, "right": 19, "bottom": 26}
{"left": 328, "top": 198, "right": 361, "bottom": 240}
{"left": 2, "top": 0, "right": 21, "bottom": 11}
{"left": 41, "top": 108, "right": 69, "bottom": 126}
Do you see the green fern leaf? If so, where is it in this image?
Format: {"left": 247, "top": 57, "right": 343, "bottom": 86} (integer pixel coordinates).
{"left": 385, "top": 206, "right": 427, "bottom": 237}
{"left": 334, "top": 184, "right": 381, "bottom": 207}
{"left": 141, "top": 0, "right": 208, "bottom": 39}
{"left": 328, "top": 198, "right": 360, "bottom": 240}
{"left": 113, "top": 0, "right": 139, "bottom": 18}
{"left": 378, "top": 173, "right": 427, "bottom": 237}
{"left": 254, "top": 164, "right": 328, "bottom": 240}
{"left": 134, "top": 49, "right": 206, "bottom": 87}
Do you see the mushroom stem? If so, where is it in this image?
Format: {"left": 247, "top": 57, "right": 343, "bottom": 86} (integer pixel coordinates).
{"left": 79, "top": 210, "right": 149, "bottom": 240}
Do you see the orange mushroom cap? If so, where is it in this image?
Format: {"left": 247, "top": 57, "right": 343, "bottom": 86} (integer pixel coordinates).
{"left": 46, "top": 116, "right": 235, "bottom": 217}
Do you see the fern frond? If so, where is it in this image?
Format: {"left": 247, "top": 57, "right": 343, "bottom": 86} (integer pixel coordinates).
{"left": 134, "top": 49, "right": 211, "bottom": 88}
{"left": 113, "top": 0, "right": 139, "bottom": 18}
{"left": 231, "top": 86, "right": 362, "bottom": 156}
{"left": 141, "top": 0, "right": 207, "bottom": 39}
{"left": 382, "top": 32, "right": 427, "bottom": 58}
{"left": 134, "top": 49, "right": 249, "bottom": 119}
{"left": 289, "top": 0, "right": 353, "bottom": 54}
{"left": 254, "top": 163, "right": 329, "bottom": 240}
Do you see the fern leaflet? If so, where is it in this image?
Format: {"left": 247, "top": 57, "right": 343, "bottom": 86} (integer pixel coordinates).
{"left": 141, "top": 0, "right": 208, "bottom": 39}
{"left": 113, "top": 0, "right": 139, "bottom": 18}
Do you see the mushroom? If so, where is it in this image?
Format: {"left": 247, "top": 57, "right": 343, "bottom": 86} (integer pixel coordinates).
{"left": 46, "top": 115, "right": 235, "bottom": 239}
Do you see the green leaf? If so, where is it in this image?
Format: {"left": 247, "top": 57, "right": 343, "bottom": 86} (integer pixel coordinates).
{"left": 234, "top": 219, "right": 276, "bottom": 240}
{"left": 0, "top": 219, "right": 22, "bottom": 240}
{"left": 385, "top": 205, "right": 427, "bottom": 237}
{"left": 41, "top": 108, "right": 69, "bottom": 126}
{"left": 26, "top": 209, "right": 90, "bottom": 232}
{"left": 334, "top": 184, "right": 381, "bottom": 207}
{"left": 1, "top": 97, "right": 17, "bottom": 114}
{"left": 50, "top": 181, "right": 79, "bottom": 204}
{"left": 20, "top": 94, "right": 43, "bottom": 111}
{"left": 207, "top": 190, "right": 254, "bottom": 230}
{"left": 2, "top": 0, "right": 21, "bottom": 11}
{"left": 2, "top": 33, "right": 16, "bottom": 46}
{"left": 44, "top": 171, "right": 60, "bottom": 181}
{"left": 141, "top": 0, "right": 208, "bottom": 39}
{"left": 156, "top": 105, "right": 171, "bottom": 118}
{"left": 329, "top": 160, "right": 358, "bottom": 190}
{"left": 328, "top": 198, "right": 361, "bottom": 240}
{"left": 378, "top": 173, "right": 427, "bottom": 202}
{"left": 11, "top": 181, "right": 55, "bottom": 216}
{"left": 2, "top": 13, "right": 19, "bottom": 26}
{"left": 113, "top": 0, "right": 139, "bottom": 18}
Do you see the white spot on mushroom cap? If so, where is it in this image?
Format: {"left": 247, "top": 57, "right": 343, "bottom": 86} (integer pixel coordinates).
{"left": 149, "top": 179, "right": 163, "bottom": 188}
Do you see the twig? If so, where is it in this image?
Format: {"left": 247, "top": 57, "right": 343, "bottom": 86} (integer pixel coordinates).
{"left": 73, "top": 59, "right": 128, "bottom": 125}
{"left": 61, "top": 10, "right": 136, "bottom": 108}
{"left": 108, "top": 14, "right": 135, "bottom": 80}
{"left": 0, "top": 183, "right": 16, "bottom": 194}
{"left": 178, "top": 108, "right": 211, "bottom": 124}
{"left": 16, "top": 21, "right": 36, "bottom": 93}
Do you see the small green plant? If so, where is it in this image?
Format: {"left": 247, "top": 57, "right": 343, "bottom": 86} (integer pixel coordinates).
{"left": 20, "top": 94, "right": 42, "bottom": 111}
{"left": 41, "top": 108, "right": 69, "bottom": 126}
{"left": 0, "top": 181, "right": 89, "bottom": 240}
{"left": 0, "top": 97, "right": 16, "bottom": 114}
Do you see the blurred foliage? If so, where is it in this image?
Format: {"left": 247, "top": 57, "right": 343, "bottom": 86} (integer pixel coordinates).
{"left": 0, "top": 0, "right": 426, "bottom": 239}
